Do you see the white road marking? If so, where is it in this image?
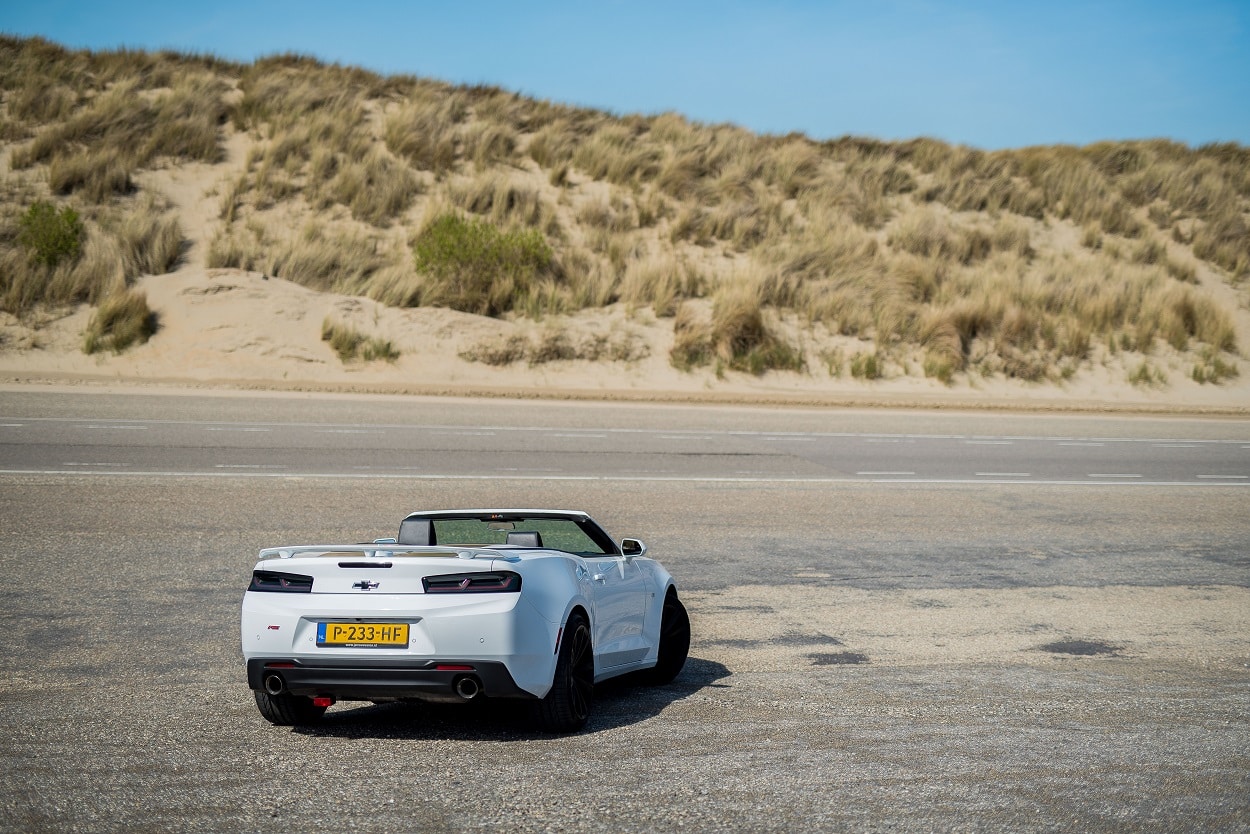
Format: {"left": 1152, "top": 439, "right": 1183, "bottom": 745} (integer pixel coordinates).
{"left": 1058, "top": 442, "right": 1104, "bottom": 447}
{"left": 315, "top": 429, "right": 380, "bottom": 434}
{"left": 965, "top": 440, "right": 1013, "bottom": 445}
{"left": 0, "top": 423, "right": 24, "bottom": 428}
{"left": 1153, "top": 443, "right": 1198, "bottom": 448}
{"left": 976, "top": 472, "right": 1031, "bottom": 477}
{"left": 1197, "top": 475, "right": 1248, "bottom": 480}
{"left": 4, "top": 469, "right": 1249, "bottom": 487}
{"left": 63, "top": 462, "right": 129, "bottom": 467}
{"left": 83, "top": 425, "right": 147, "bottom": 430}
{"left": 1089, "top": 473, "right": 1142, "bottom": 478}
{"left": 214, "top": 464, "right": 285, "bottom": 469}
{"left": 430, "top": 430, "right": 496, "bottom": 436}
{"left": 204, "top": 427, "right": 271, "bottom": 432}
{"left": 550, "top": 433, "right": 606, "bottom": 439}
{"left": 12, "top": 417, "right": 1250, "bottom": 447}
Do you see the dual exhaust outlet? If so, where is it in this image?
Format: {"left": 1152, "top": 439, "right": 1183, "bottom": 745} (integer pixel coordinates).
{"left": 262, "top": 671, "right": 482, "bottom": 701}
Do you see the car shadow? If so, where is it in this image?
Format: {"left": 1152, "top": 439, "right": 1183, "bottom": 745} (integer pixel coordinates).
{"left": 289, "top": 656, "right": 731, "bottom": 740}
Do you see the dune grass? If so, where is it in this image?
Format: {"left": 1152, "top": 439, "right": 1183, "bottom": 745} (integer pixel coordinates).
{"left": 2, "top": 36, "right": 1246, "bottom": 384}
{"left": 460, "top": 326, "right": 648, "bottom": 366}
{"left": 82, "top": 288, "right": 156, "bottom": 353}
{"left": 320, "top": 318, "right": 400, "bottom": 363}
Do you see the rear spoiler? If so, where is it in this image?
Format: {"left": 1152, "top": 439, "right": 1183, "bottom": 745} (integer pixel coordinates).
{"left": 257, "top": 544, "right": 521, "bottom": 562}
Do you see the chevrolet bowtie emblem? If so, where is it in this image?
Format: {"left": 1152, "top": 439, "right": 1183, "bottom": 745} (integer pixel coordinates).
{"left": 352, "top": 580, "right": 380, "bottom": 591}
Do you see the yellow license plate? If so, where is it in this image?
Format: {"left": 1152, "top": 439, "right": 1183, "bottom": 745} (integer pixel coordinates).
{"left": 317, "top": 622, "right": 409, "bottom": 648}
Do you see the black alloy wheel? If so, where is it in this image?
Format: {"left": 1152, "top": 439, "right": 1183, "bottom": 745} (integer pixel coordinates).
{"left": 646, "top": 589, "right": 691, "bottom": 685}
{"left": 536, "top": 612, "right": 594, "bottom": 732}
{"left": 253, "top": 690, "right": 327, "bottom": 726}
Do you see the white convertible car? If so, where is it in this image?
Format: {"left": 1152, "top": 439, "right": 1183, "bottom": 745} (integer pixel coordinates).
{"left": 241, "top": 509, "right": 690, "bottom": 732}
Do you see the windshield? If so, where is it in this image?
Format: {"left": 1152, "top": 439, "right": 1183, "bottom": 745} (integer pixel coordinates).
{"left": 427, "top": 515, "right": 614, "bottom": 556}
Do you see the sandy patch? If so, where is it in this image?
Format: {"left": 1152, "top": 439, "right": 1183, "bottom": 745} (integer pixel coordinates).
{"left": 691, "top": 584, "right": 1250, "bottom": 669}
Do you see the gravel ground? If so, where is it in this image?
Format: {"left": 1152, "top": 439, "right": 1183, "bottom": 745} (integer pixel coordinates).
{"left": 1, "top": 472, "right": 1247, "bottom": 833}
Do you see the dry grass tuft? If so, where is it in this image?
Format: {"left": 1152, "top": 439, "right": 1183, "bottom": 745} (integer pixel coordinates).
{"left": 320, "top": 318, "right": 399, "bottom": 362}
{"left": 82, "top": 288, "right": 156, "bottom": 353}
{"left": 460, "top": 326, "right": 648, "bottom": 366}
{"left": 669, "top": 291, "right": 803, "bottom": 375}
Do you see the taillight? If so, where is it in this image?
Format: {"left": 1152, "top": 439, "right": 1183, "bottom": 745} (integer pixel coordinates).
{"left": 422, "top": 571, "right": 522, "bottom": 594}
{"left": 249, "top": 570, "right": 313, "bottom": 593}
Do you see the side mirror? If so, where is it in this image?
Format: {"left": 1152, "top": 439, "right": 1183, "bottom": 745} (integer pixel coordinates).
{"left": 620, "top": 538, "right": 647, "bottom": 558}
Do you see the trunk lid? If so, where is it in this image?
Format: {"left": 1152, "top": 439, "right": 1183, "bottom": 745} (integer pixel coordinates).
{"left": 255, "top": 545, "right": 519, "bottom": 595}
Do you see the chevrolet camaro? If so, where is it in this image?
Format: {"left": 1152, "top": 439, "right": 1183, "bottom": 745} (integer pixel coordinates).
{"left": 241, "top": 509, "right": 690, "bottom": 732}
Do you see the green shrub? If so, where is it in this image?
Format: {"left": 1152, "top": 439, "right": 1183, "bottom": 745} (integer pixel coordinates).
{"left": 82, "top": 289, "right": 156, "bottom": 353}
{"left": 18, "top": 201, "right": 83, "bottom": 266}
{"left": 412, "top": 213, "right": 555, "bottom": 316}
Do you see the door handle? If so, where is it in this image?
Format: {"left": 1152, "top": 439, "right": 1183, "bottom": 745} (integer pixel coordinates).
{"left": 592, "top": 573, "right": 606, "bottom": 582}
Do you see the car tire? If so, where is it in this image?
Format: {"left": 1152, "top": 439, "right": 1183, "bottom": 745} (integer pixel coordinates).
{"left": 536, "top": 612, "right": 593, "bottom": 733}
{"left": 253, "top": 690, "right": 327, "bottom": 726}
{"left": 645, "top": 589, "right": 690, "bottom": 685}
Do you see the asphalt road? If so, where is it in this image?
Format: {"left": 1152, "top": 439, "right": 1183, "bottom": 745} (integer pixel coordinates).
{"left": 0, "top": 390, "right": 1247, "bottom": 832}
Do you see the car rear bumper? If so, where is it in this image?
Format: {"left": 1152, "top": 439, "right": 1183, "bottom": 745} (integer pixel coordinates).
{"left": 247, "top": 657, "right": 537, "bottom": 702}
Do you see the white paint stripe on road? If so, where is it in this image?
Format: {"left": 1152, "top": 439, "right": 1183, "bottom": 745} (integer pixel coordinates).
{"left": 214, "top": 464, "right": 286, "bottom": 469}
{"left": 1058, "top": 442, "right": 1104, "bottom": 447}
{"left": 1197, "top": 475, "right": 1248, "bottom": 479}
{"left": 8, "top": 469, "right": 1249, "bottom": 487}
{"left": 13, "top": 417, "right": 1250, "bottom": 446}
{"left": 63, "top": 462, "right": 129, "bottom": 467}
{"left": 82, "top": 425, "right": 147, "bottom": 430}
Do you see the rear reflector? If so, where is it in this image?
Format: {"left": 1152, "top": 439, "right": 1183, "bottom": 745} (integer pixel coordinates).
{"left": 312, "top": 697, "right": 335, "bottom": 708}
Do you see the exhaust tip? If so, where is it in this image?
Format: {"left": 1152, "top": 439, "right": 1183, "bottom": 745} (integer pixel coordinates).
{"left": 454, "top": 675, "right": 481, "bottom": 700}
{"left": 263, "top": 672, "right": 285, "bottom": 696}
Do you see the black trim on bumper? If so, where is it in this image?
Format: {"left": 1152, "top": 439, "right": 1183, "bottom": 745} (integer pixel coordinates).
{"left": 247, "top": 657, "right": 536, "bottom": 702}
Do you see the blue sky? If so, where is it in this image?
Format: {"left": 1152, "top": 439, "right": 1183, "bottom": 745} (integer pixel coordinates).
{"left": 3, "top": 1, "right": 1247, "bottom": 150}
